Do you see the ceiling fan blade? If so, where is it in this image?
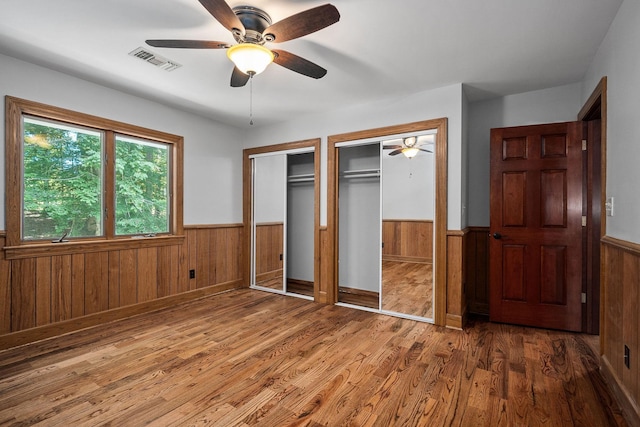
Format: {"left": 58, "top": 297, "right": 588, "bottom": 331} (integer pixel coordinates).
{"left": 230, "top": 67, "right": 250, "bottom": 87}
{"left": 146, "top": 39, "right": 230, "bottom": 49}
{"left": 383, "top": 145, "right": 403, "bottom": 150}
{"left": 198, "top": 0, "right": 245, "bottom": 35}
{"left": 272, "top": 50, "right": 327, "bottom": 79}
{"left": 263, "top": 4, "right": 340, "bottom": 43}
{"left": 388, "top": 149, "right": 404, "bottom": 156}
{"left": 418, "top": 147, "right": 433, "bottom": 153}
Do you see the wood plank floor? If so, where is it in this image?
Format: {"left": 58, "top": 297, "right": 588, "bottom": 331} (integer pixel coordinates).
{"left": 0, "top": 289, "right": 628, "bottom": 426}
{"left": 382, "top": 260, "right": 432, "bottom": 318}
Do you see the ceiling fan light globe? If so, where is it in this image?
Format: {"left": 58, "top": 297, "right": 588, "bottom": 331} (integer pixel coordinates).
{"left": 227, "top": 43, "right": 274, "bottom": 75}
{"left": 403, "top": 147, "right": 419, "bottom": 158}
{"left": 403, "top": 136, "right": 417, "bottom": 148}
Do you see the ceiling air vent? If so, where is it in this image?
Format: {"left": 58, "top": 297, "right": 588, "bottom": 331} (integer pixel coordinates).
{"left": 128, "top": 47, "right": 182, "bottom": 72}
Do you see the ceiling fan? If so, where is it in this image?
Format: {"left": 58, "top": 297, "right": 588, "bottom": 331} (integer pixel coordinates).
{"left": 145, "top": 0, "right": 340, "bottom": 87}
{"left": 384, "top": 136, "right": 434, "bottom": 158}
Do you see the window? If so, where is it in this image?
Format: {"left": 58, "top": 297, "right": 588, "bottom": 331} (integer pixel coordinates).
{"left": 22, "top": 117, "right": 103, "bottom": 241}
{"left": 5, "top": 96, "right": 184, "bottom": 257}
{"left": 115, "top": 135, "right": 169, "bottom": 236}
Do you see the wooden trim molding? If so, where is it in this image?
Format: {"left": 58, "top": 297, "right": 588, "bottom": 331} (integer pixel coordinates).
{"left": 327, "top": 118, "right": 448, "bottom": 325}
{"left": 4, "top": 96, "right": 184, "bottom": 250}
{"left": 601, "top": 235, "right": 640, "bottom": 254}
{"left": 579, "top": 76, "right": 607, "bottom": 336}
{"left": 446, "top": 230, "right": 467, "bottom": 329}
{"left": 4, "top": 235, "right": 185, "bottom": 260}
{"left": 185, "top": 224, "right": 243, "bottom": 229}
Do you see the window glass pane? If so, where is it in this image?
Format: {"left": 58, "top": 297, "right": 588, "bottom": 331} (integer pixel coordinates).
{"left": 22, "top": 117, "right": 103, "bottom": 241}
{"left": 115, "top": 135, "right": 170, "bottom": 235}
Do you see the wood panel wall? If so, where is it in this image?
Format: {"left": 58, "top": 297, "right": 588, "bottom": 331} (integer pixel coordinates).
{"left": 0, "top": 225, "right": 244, "bottom": 349}
{"left": 318, "top": 227, "right": 332, "bottom": 304}
{"left": 600, "top": 236, "right": 640, "bottom": 426}
{"left": 446, "top": 231, "right": 466, "bottom": 329}
{"left": 465, "top": 227, "right": 490, "bottom": 315}
{"left": 255, "top": 223, "right": 283, "bottom": 281}
{"left": 382, "top": 220, "right": 433, "bottom": 263}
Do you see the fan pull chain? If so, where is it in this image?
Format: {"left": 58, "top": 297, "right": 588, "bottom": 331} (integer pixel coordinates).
{"left": 249, "top": 74, "right": 254, "bottom": 126}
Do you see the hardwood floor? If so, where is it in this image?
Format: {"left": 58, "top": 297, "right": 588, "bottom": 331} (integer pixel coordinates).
{"left": 0, "top": 289, "right": 627, "bottom": 426}
{"left": 382, "top": 260, "right": 433, "bottom": 318}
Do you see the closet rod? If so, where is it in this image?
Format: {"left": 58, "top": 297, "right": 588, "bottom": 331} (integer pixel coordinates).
{"left": 288, "top": 177, "right": 315, "bottom": 183}
{"left": 340, "top": 168, "right": 380, "bottom": 179}
{"left": 340, "top": 173, "right": 380, "bottom": 179}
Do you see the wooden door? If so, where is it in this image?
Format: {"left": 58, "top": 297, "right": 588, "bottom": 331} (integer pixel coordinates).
{"left": 489, "top": 122, "right": 583, "bottom": 331}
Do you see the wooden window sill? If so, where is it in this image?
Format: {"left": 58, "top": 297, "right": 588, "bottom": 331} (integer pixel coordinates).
{"left": 3, "top": 235, "right": 185, "bottom": 260}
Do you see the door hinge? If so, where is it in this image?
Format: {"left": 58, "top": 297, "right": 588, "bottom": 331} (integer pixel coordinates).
{"left": 581, "top": 292, "right": 587, "bottom": 304}
{"left": 582, "top": 216, "right": 587, "bottom": 226}
{"left": 582, "top": 139, "right": 587, "bottom": 151}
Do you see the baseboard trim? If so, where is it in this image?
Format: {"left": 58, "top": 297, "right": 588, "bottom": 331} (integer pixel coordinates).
{"left": 601, "top": 355, "right": 640, "bottom": 427}
{"left": 445, "top": 313, "right": 463, "bottom": 330}
{"left": 382, "top": 255, "right": 431, "bottom": 264}
{"left": 338, "top": 286, "right": 379, "bottom": 309}
{"left": 256, "top": 269, "right": 283, "bottom": 282}
{"left": 0, "top": 279, "right": 243, "bottom": 351}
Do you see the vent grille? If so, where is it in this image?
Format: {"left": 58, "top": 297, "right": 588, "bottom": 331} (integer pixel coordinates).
{"left": 128, "top": 47, "right": 182, "bottom": 72}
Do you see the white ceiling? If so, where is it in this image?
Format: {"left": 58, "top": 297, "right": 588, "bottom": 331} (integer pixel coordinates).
{"left": 0, "top": 0, "right": 623, "bottom": 128}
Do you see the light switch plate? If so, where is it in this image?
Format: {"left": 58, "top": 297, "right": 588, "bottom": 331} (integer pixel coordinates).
{"left": 606, "top": 197, "right": 614, "bottom": 216}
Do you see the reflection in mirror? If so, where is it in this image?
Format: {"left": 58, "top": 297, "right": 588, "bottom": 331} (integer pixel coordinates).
{"left": 381, "top": 134, "right": 435, "bottom": 319}
{"left": 252, "top": 154, "right": 286, "bottom": 291}
{"left": 286, "top": 152, "right": 315, "bottom": 297}
{"left": 337, "top": 143, "right": 381, "bottom": 308}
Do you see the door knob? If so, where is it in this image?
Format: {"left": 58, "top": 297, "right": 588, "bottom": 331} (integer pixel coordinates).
{"left": 492, "top": 232, "right": 502, "bottom": 240}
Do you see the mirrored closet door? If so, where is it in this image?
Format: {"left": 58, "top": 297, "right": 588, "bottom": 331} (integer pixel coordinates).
{"left": 252, "top": 154, "right": 286, "bottom": 291}
{"left": 335, "top": 132, "right": 436, "bottom": 322}
{"left": 381, "top": 134, "right": 435, "bottom": 319}
{"left": 250, "top": 148, "right": 316, "bottom": 298}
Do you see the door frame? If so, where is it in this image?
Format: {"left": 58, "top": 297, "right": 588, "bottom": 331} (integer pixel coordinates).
{"left": 327, "top": 118, "right": 448, "bottom": 326}
{"left": 242, "top": 139, "right": 321, "bottom": 298}
{"left": 578, "top": 76, "right": 607, "bottom": 335}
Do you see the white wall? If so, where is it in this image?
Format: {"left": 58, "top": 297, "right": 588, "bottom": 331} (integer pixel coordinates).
{"left": 382, "top": 149, "right": 434, "bottom": 220}
{"left": 0, "top": 53, "right": 246, "bottom": 226}
{"left": 466, "top": 82, "right": 583, "bottom": 226}
{"left": 253, "top": 154, "right": 286, "bottom": 223}
{"left": 246, "top": 84, "right": 465, "bottom": 230}
{"left": 582, "top": 0, "right": 640, "bottom": 244}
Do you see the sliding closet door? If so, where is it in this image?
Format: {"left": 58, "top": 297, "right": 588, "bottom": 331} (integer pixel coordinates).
{"left": 337, "top": 143, "right": 381, "bottom": 308}
{"left": 381, "top": 135, "right": 435, "bottom": 319}
{"left": 252, "top": 154, "right": 286, "bottom": 291}
{"left": 286, "top": 152, "right": 315, "bottom": 297}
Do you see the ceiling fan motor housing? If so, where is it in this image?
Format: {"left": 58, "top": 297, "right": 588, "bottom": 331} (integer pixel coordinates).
{"left": 232, "top": 6, "right": 273, "bottom": 44}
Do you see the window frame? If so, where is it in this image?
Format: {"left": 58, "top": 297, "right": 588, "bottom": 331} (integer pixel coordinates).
{"left": 5, "top": 96, "right": 184, "bottom": 259}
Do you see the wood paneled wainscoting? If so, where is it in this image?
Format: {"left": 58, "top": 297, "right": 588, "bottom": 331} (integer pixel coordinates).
{"left": 0, "top": 225, "right": 244, "bottom": 350}
{"left": 601, "top": 236, "right": 640, "bottom": 426}
{"left": 465, "top": 227, "right": 490, "bottom": 316}
{"left": 382, "top": 220, "right": 433, "bottom": 263}
{"left": 254, "top": 223, "right": 284, "bottom": 288}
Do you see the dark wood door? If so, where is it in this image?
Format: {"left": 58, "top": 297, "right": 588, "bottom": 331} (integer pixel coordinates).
{"left": 489, "top": 122, "right": 583, "bottom": 331}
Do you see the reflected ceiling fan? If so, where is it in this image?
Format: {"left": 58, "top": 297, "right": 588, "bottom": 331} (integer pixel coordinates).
{"left": 146, "top": 0, "right": 340, "bottom": 87}
{"left": 384, "top": 136, "right": 434, "bottom": 158}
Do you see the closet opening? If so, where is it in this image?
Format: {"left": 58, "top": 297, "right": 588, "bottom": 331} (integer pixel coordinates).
{"left": 243, "top": 139, "right": 320, "bottom": 301}
{"left": 334, "top": 130, "right": 437, "bottom": 323}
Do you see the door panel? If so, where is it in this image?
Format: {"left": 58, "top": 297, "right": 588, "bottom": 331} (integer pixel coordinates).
{"left": 490, "top": 122, "right": 582, "bottom": 331}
